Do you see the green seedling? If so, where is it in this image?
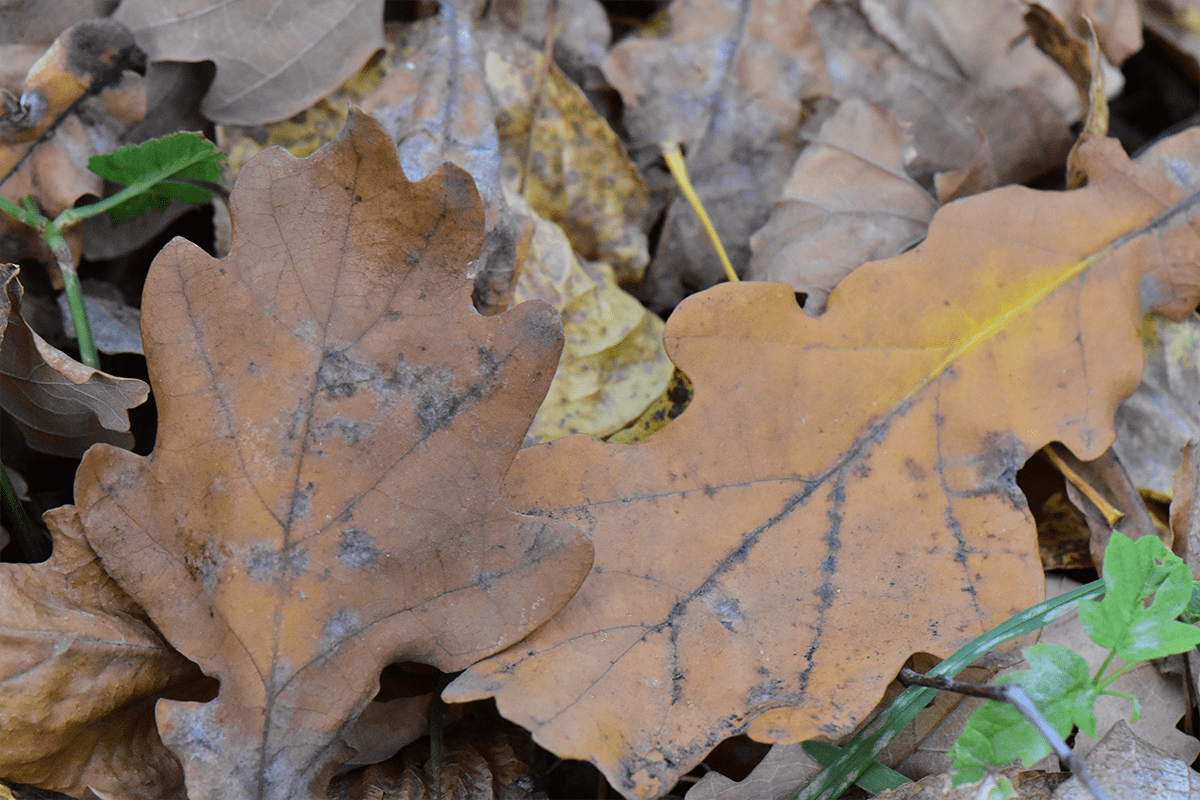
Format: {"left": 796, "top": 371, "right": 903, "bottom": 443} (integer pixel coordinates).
{"left": 797, "top": 531, "right": 1200, "bottom": 800}
{"left": 948, "top": 531, "right": 1200, "bottom": 791}
{"left": 0, "top": 131, "right": 224, "bottom": 367}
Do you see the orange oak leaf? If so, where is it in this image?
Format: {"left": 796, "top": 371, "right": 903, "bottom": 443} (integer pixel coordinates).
{"left": 446, "top": 132, "right": 1200, "bottom": 798}
{"left": 72, "top": 110, "right": 592, "bottom": 800}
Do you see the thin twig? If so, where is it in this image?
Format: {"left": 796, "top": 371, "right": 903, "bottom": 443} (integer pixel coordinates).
{"left": 898, "top": 668, "right": 1109, "bottom": 800}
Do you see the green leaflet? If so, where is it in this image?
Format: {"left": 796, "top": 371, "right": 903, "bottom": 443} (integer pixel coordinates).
{"left": 949, "top": 532, "right": 1200, "bottom": 787}
{"left": 87, "top": 132, "right": 225, "bottom": 223}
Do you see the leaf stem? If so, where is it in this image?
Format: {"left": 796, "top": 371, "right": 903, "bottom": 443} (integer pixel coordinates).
{"left": 50, "top": 235, "right": 99, "bottom": 368}
{"left": 660, "top": 140, "right": 739, "bottom": 283}
{"left": 1092, "top": 649, "right": 1116, "bottom": 685}
{"left": 0, "top": 192, "right": 48, "bottom": 232}
{"left": 1097, "top": 660, "right": 1139, "bottom": 689}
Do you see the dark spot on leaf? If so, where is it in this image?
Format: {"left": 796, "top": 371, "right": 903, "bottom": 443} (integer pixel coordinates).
{"left": 477, "top": 346, "right": 502, "bottom": 381}
{"left": 520, "top": 303, "right": 563, "bottom": 351}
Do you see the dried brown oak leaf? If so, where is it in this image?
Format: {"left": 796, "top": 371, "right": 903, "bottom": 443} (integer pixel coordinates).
{"left": 362, "top": 2, "right": 528, "bottom": 314}
{"left": 72, "top": 110, "right": 593, "bottom": 800}
{"left": 812, "top": 2, "right": 1074, "bottom": 202}
{"left": 113, "top": 0, "right": 383, "bottom": 125}
{"left": 0, "top": 265, "right": 148, "bottom": 458}
{"left": 446, "top": 132, "right": 1200, "bottom": 799}
{"left": 747, "top": 99, "right": 937, "bottom": 315}
{"left": 0, "top": 505, "right": 207, "bottom": 800}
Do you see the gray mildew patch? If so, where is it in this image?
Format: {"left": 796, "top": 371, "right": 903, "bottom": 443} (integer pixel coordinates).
{"left": 321, "top": 608, "right": 361, "bottom": 651}
{"left": 336, "top": 528, "right": 381, "bottom": 569}
{"left": 245, "top": 543, "right": 309, "bottom": 581}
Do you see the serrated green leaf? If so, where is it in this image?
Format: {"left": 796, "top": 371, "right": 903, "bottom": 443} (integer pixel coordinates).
{"left": 1080, "top": 533, "right": 1200, "bottom": 662}
{"left": 951, "top": 702, "right": 1049, "bottom": 781}
{"left": 87, "top": 132, "right": 225, "bottom": 224}
{"left": 996, "top": 644, "right": 1090, "bottom": 705}
{"left": 1121, "top": 616, "right": 1200, "bottom": 662}
{"left": 951, "top": 644, "right": 1099, "bottom": 784}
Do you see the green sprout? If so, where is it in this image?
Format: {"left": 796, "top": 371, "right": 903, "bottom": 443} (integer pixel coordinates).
{"left": 0, "top": 132, "right": 225, "bottom": 367}
{"left": 798, "top": 531, "right": 1200, "bottom": 800}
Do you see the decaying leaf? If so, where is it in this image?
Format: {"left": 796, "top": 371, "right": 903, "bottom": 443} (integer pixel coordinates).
{"left": 0, "top": 504, "right": 208, "bottom": 800}
{"left": 509, "top": 189, "right": 671, "bottom": 442}
{"left": 329, "top": 722, "right": 541, "bottom": 800}
{"left": 0, "top": 19, "right": 146, "bottom": 263}
{"left": 603, "top": 0, "right": 830, "bottom": 311}
{"left": 0, "top": 0, "right": 120, "bottom": 46}
{"left": 362, "top": 3, "right": 528, "bottom": 313}
{"left": 446, "top": 131, "right": 1200, "bottom": 798}
{"left": 1112, "top": 313, "right": 1200, "bottom": 497}
{"left": 72, "top": 111, "right": 592, "bottom": 800}
{"left": 113, "top": 0, "right": 384, "bottom": 125}
{"left": 812, "top": 1, "right": 1075, "bottom": 202}
{"left": 482, "top": 25, "right": 649, "bottom": 284}
{"left": 56, "top": 281, "right": 144, "bottom": 355}
{"left": 0, "top": 264, "right": 149, "bottom": 457}
{"left": 684, "top": 740, "right": 821, "bottom": 800}
{"left": 1052, "top": 719, "right": 1200, "bottom": 798}
{"left": 747, "top": 99, "right": 937, "bottom": 315}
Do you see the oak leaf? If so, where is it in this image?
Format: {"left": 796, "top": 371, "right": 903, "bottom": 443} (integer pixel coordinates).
{"left": 112, "top": 0, "right": 383, "bottom": 125}
{"left": 446, "top": 132, "right": 1200, "bottom": 798}
{"left": 72, "top": 110, "right": 592, "bottom": 800}
{"left": 507, "top": 188, "right": 672, "bottom": 442}
{"left": 1053, "top": 720, "right": 1200, "bottom": 798}
{"left": 482, "top": 25, "right": 649, "bottom": 282}
{"left": 0, "top": 265, "right": 148, "bottom": 458}
{"left": 747, "top": 99, "right": 937, "bottom": 315}
{"left": 1111, "top": 313, "right": 1200, "bottom": 496}
{"left": 362, "top": 2, "right": 528, "bottom": 313}
{"left": 812, "top": 2, "right": 1074, "bottom": 201}
{"left": 0, "top": 505, "right": 207, "bottom": 800}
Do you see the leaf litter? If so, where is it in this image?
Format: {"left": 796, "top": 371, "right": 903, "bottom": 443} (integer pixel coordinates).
{"left": 3, "top": 3, "right": 1200, "bottom": 800}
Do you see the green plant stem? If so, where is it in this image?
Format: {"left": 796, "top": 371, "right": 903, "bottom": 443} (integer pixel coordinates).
{"left": 1092, "top": 649, "right": 1116, "bottom": 684}
{"left": 0, "top": 192, "right": 48, "bottom": 232}
{"left": 0, "top": 195, "right": 99, "bottom": 366}
{"left": 795, "top": 579, "right": 1106, "bottom": 800}
{"left": 1098, "top": 661, "right": 1139, "bottom": 689}
{"left": 53, "top": 239, "right": 99, "bottom": 368}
